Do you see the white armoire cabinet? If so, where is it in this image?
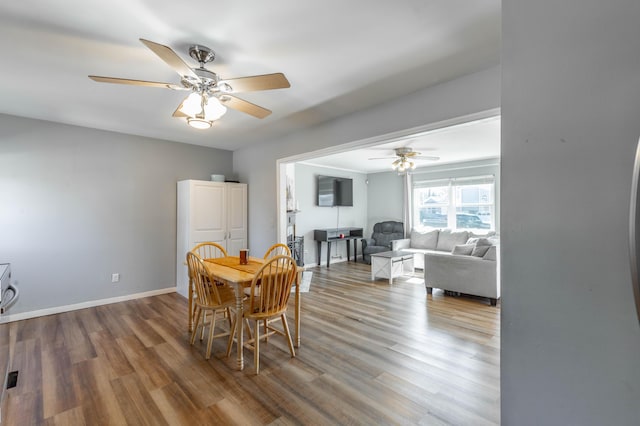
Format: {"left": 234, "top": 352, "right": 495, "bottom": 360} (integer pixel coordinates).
{"left": 176, "top": 180, "right": 247, "bottom": 297}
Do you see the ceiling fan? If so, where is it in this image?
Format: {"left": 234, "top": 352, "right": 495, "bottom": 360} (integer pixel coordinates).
{"left": 89, "top": 39, "right": 290, "bottom": 129}
{"left": 368, "top": 147, "right": 439, "bottom": 172}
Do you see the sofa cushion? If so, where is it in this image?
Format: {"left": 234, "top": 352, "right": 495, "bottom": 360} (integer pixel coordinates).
{"left": 410, "top": 229, "right": 439, "bottom": 250}
{"left": 452, "top": 244, "right": 475, "bottom": 256}
{"left": 469, "top": 230, "right": 496, "bottom": 239}
{"left": 483, "top": 245, "right": 497, "bottom": 261}
{"left": 437, "top": 229, "right": 469, "bottom": 252}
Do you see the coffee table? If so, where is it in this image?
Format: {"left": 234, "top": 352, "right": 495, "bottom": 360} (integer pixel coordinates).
{"left": 370, "top": 250, "right": 415, "bottom": 284}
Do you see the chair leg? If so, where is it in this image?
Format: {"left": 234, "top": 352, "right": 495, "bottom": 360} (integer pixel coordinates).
{"left": 254, "top": 319, "right": 260, "bottom": 375}
{"left": 281, "top": 313, "right": 295, "bottom": 357}
{"left": 206, "top": 309, "right": 217, "bottom": 359}
{"left": 263, "top": 319, "right": 268, "bottom": 343}
{"left": 225, "top": 307, "right": 233, "bottom": 330}
{"left": 188, "top": 277, "right": 193, "bottom": 332}
{"left": 225, "top": 315, "right": 237, "bottom": 358}
{"left": 190, "top": 307, "right": 202, "bottom": 345}
{"left": 244, "top": 318, "right": 253, "bottom": 340}
{"left": 201, "top": 311, "right": 208, "bottom": 341}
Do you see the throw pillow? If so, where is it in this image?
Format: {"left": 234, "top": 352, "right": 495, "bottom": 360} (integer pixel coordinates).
{"left": 451, "top": 244, "right": 474, "bottom": 256}
{"left": 410, "top": 229, "right": 438, "bottom": 249}
{"left": 483, "top": 245, "right": 497, "bottom": 261}
{"left": 471, "top": 245, "right": 491, "bottom": 257}
{"left": 471, "top": 238, "right": 493, "bottom": 257}
{"left": 436, "top": 229, "right": 469, "bottom": 251}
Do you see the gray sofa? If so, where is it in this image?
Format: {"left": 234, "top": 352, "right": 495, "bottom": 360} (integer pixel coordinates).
{"left": 391, "top": 228, "right": 472, "bottom": 269}
{"left": 361, "top": 221, "right": 404, "bottom": 264}
{"left": 424, "top": 244, "right": 499, "bottom": 305}
{"left": 392, "top": 228, "right": 499, "bottom": 305}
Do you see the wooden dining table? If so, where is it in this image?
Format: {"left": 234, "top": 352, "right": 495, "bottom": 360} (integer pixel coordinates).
{"left": 196, "top": 255, "right": 302, "bottom": 371}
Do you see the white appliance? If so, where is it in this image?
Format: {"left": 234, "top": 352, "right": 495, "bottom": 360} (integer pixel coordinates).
{"left": 0, "top": 264, "right": 18, "bottom": 423}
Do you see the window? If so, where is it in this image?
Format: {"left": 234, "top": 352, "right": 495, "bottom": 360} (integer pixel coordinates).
{"left": 413, "top": 176, "right": 495, "bottom": 231}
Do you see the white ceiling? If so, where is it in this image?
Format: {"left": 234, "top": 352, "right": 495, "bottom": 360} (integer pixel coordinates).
{"left": 302, "top": 115, "right": 501, "bottom": 173}
{"left": 0, "top": 1, "right": 500, "bottom": 152}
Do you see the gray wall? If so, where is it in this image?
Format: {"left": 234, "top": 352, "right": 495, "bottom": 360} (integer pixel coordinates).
{"left": 293, "top": 163, "right": 367, "bottom": 266}
{"left": 502, "top": 1, "right": 640, "bottom": 424}
{"left": 0, "top": 114, "right": 233, "bottom": 315}
{"left": 234, "top": 66, "right": 501, "bottom": 256}
{"left": 366, "top": 171, "right": 404, "bottom": 237}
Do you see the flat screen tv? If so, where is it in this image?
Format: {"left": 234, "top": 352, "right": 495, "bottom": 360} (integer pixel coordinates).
{"left": 317, "top": 175, "right": 353, "bottom": 207}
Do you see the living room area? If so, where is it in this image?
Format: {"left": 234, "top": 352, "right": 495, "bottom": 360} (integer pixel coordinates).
{"left": 279, "top": 113, "right": 500, "bottom": 301}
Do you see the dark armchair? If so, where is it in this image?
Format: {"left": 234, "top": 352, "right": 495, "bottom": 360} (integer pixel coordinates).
{"left": 361, "top": 221, "right": 405, "bottom": 264}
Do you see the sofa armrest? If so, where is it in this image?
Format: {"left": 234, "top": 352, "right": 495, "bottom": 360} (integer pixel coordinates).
{"left": 361, "top": 238, "right": 374, "bottom": 251}
{"left": 392, "top": 238, "right": 410, "bottom": 251}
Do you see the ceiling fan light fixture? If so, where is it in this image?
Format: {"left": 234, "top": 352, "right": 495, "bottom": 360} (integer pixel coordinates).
{"left": 180, "top": 93, "right": 204, "bottom": 117}
{"left": 204, "top": 96, "right": 227, "bottom": 120}
{"left": 187, "top": 117, "right": 213, "bottom": 130}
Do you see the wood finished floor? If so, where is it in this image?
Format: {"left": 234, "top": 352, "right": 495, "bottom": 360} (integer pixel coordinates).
{"left": 5, "top": 261, "right": 500, "bottom": 425}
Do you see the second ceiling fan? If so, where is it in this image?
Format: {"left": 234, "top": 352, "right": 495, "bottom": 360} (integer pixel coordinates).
{"left": 369, "top": 147, "right": 439, "bottom": 172}
{"left": 89, "top": 39, "right": 290, "bottom": 129}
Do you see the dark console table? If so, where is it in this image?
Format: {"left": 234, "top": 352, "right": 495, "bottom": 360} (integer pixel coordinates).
{"left": 313, "top": 227, "right": 364, "bottom": 267}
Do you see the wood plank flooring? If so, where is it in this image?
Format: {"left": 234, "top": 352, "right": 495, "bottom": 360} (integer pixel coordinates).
{"left": 5, "top": 262, "right": 500, "bottom": 425}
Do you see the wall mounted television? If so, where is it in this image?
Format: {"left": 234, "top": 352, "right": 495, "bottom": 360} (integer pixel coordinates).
{"left": 317, "top": 175, "right": 353, "bottom": 207}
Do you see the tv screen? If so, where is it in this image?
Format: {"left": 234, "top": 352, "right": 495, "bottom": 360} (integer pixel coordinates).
{"left": 317, "top": 175, "right": 335, "bottom": 206}
{"left": 317, "top": 175, "right": 353, "bottom": 206}
{"left": 335, "top": 177, "right": 353, "bottom": 206}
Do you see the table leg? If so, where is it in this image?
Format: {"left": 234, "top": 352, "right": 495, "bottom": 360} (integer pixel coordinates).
{"left": 354, "top": 240, "right": 358, "bottom": 262}
{"left": 326, "top": 241, "right": 331, "bottom": 268}
{"left": 316, "top": 241, "right": 321, "bottom": 266}
{"left": 295, "top": 270, "right": 301, "bottom": 348}
{"left": 346, "top": 239, "right": 351, "bottom": 262}
{"left": 234, "top": 283, "right": 244, "bottom": 370}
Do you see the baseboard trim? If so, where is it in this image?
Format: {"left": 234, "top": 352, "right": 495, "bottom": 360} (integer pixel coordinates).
{"left": 0, "top": 287, "right": 177, "bottom": 323}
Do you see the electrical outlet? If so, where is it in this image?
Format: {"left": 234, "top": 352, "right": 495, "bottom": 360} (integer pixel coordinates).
{"left": 111, "top": 273, "right": 120, "bottom": 283}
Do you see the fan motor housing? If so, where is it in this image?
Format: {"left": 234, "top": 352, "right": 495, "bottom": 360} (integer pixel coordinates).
{"left": 182, "top": 68, "right": 219, "bottom": 92}
{"left": 189, "top": 45, "right": 215, "bottom": 64}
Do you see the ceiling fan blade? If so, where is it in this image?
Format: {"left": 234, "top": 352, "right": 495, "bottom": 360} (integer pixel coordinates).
{"left": 219, "top": 95, "right": 272, "bottom": 119}
{"left": 368, "top": 156, "right": 397, "bottom": 160}
{"left": 220, "top": 73, "right": 290, "bottom": 93}
{"left": 404, "top": 151, "right": 421, "bottom": 157}
{"left": 414, "top": 156, "right": 440, "bottom": 161}
{"left": 89, "top": 75, "right": 187, "bottom": 90}
{"left": 172, "top": 96, "right": 190, "bottom": 118}
{"left": 139, "top": 38, "right": 199, "bottom": 79}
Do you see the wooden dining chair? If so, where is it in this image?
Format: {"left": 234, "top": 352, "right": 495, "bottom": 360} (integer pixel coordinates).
{"left": 226, "top": 254, "right": 297, "bottom": 374}
{"left": 188, "top": 242, "right": 228, "bottom": 332}
{"left": 263, "top": 243, "right": 291, "bottom": 259}
{"left": 186, "top": 252, "right": 235, "bottom": 359}
{"left": 192, "top": 242, "right": 227, "bottom": 260}
{"left": 242, "top": 243, "right": 292, "bottom": 299}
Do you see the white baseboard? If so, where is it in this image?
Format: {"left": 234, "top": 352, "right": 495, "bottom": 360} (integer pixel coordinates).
{"left": 0, "top": 287, "right": 177, "bottom": 323}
